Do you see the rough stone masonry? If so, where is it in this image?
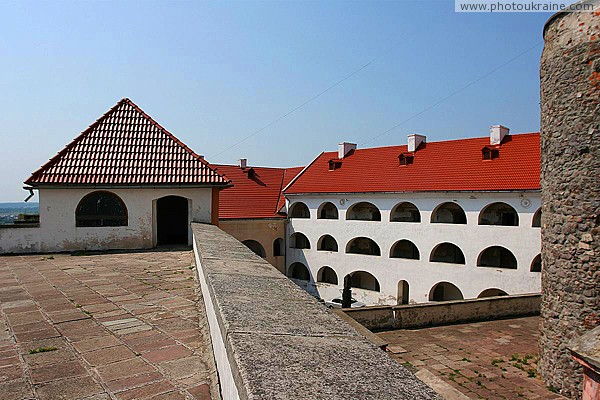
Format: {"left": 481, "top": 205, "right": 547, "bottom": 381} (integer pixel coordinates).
{"left": 540, "top": 4, "right": 600, "bottom": 398}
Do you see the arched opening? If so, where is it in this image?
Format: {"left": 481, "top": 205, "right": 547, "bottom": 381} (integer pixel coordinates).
{"left": 242, "top": 240, "right": 266, "bottom": 258}
{"left": 289, "top": 232, "right": 310, "bottom": 249}
{"left": 430, "top": 243, "right": 465, "bottom": 264}
{"left": 532, "top": 208, "right": 542, "bottom": 228}
{"left": 431, "top": 202, "right": 467, "bottom": 224}
{"left": 156, "top": 196, "right": 188, "bottom": 245}
{"left": 390, "top": 202, "right": 421, "bottom": 222}
{"left": 317, "top": 266, "right": 338, "bottom": 285}
{"left": 349, "top": 271, "right": 380, "bottom": 292}
{"left": 289, "top": 202, "right": 310, "bottom": 219}
{"left": 346, "top": 237, "right": 381, "bottom": 256}
{"left": 429, "top": 282, "right": 464, "bottom": 301}
{"left": 288, "top": 262, "right": 310, "bottom": 281}
{"left": 478, "top": 288, "right": 508, "bottom": 298}
{"left": 346, "top": 202, "right": 381, "bottom": 221}
{"left": 273, "top": 238, "right": 284, "bottom": 257}
{"left": 397, "top": 280, "right": 409, "bottom": 305}
{"left": 477, "top": 246, "right": 517, "bottom": 269}
{"left": 530, "top": 254, "right": 542, "bottom": 272}
{"left": 317, "top": 235, "right": 338, "bottom": 252}
{"left": 76, "top": 191, "right": 127, "bottom": 227}
{"left": 479, "top": 202, "right": 519, "bottom": 226}
{"left": 318, "top": 202, "right": 339, "bottom": 219}
{"left": 390, "top": 240, "right": 420, "bottom": 260}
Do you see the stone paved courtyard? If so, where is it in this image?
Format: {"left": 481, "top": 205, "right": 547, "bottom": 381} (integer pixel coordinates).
{"left": 379, "top": 316, "right": 566, "bottom": 400}
{"left": 0, "top": 250, "right": 215, "bottom": 400}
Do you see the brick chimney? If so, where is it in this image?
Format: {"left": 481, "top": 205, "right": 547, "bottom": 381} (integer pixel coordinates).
{"left": 338, "top": 142, "right": 357, "bottom": 159}
{"left": 490, "top": 125, "right": 510, "bottom": 145}
{"left": 407, "top": 134, "right": 426, "bottom": 152}
{"left": 239, "top": 158, "right": 247, "bottom": 169}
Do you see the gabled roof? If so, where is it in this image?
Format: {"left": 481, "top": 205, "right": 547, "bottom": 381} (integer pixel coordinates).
{"left": 25, "top": 98, "right": 229, "bottom": 187}
{"left": 284, "top": 132, "right": 540, "bottom": 194}
{"left": 214, "top": 164, "right": 303, "bottom": 219}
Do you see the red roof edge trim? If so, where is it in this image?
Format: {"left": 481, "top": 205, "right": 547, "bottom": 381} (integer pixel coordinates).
{"left": 282, "top": 151, "right": 324, "bottom": 194}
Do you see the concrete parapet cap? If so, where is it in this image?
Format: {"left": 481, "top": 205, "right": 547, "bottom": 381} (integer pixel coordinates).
{"left": 191, "top": 222, "right": 440, "bottom": 400}
{"left": 569, "top": 326, "right": 600, "bottom": 371}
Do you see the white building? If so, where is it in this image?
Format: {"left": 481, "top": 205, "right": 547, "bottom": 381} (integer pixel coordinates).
{"left": 283, "top": 127, "right": 542, "bottom": 305}
{"left": 0, "top": 98, "right": 230, "bottom": 254}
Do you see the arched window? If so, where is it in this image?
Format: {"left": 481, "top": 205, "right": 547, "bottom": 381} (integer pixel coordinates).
{"left": 346, "top": 237, "right": 381, "bottom": 256}
{"left": 349, "top": 271, "right": 380, "bottom": 292}
{"left": 273, "top": 238, "right": 284, "bottom": 257}
{"left": 390, "top": 202, "right": 421, "bottom": 222}
{"left": 429, "top": 282, "right": 464, "bottom": 301}
{"left": 431, "top": 202, "right": 467, "bottom": 224}
{"left": 318, "top": 202, "right": 339, "bottom": 219}
{"left": 532, "top": 208, "right": 542, "bottom": 228}
{"left": 289, "top": 202, "right": 310, "bottom": 219}
{"left": 289, "top": 232, "right": 310, "bottom": 249}
{"left": 317, "top": 235, "right": 338, "bottom": 252}
{"left": 478, "top": 288, "right": 508, "bottom": 298}
{"left": 530, "top": 254, "right": 542, "bottom": 272}
{"left": 289, "top": 262, "right": 310, "bottom": 281}
{"left": 242, "top": 240, "right": 266, "bottom": 258}
{"left": 317, "top": 267, "right": 338, "bottom": 285}
{"left": 346, "top": 202, "right": 381, "bottom": 221}
{"left": 76, "top": 191, "right": 127, "bottom": 227}
{"left": 477, "top": 246, "right": 517, "bottom": 269}
{"left": 390, "top": 240, "right": 420, "bottom": 260}
{"left": 479, "top": 202, "right": 519, "bottom": 226}
{"left": 430, "top": 243, "right": 465, "bottom": 264}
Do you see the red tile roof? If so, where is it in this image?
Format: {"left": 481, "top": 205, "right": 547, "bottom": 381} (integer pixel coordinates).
{"left": 284, "top": 133, "right": 540, "bottom": 194}
{"left": 25, "top": 98, "right": 229, "bottom": 187}
{"left": 215, "top": 164, "right": 303, "bottom": 219}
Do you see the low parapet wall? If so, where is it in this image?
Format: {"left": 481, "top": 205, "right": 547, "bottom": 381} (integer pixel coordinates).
{"left": 343, "top": 294, "right": 541, "bottom": 331}
{"left": 191, "top": 222, "right": 439, "bottom": 400}
{"left": 0, "top": 224, "right": 41, "bottom": 254}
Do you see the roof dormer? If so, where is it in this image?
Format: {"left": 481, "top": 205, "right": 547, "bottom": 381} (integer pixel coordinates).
{"left": 398, "top": 152, "right": 414, "bottom": 166}
{"left": 328, "top": 159, "right": 343, "bottom": 171}
{"left": 481, "top": 146, "right": 500, "bottom": 161}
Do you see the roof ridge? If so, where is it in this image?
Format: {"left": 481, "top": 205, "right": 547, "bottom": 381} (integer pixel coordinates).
{"left": 318, "top": 132, "right": 541, "bottom": 155}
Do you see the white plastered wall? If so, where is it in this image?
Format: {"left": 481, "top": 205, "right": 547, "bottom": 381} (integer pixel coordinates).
{"left": 285, "top": 192, "right": 542, "bottom": 305}
{"left": 0, "top": 187, "right": 213, "bottom": 253}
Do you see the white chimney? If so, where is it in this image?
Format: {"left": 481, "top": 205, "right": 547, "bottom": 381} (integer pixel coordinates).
{"left": 490, "top": 125, "right": 510, "bottom": 145}
{"left": 239, "top": 158, "right": 247, "bottom": 169}
{"left": 407, "top": 134, "right": 426, "bottom": 152}
{"left": 338, "top": 142, "right": 357, "bottom": 159}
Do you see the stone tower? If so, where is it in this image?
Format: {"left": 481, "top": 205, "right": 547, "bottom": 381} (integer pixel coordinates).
{"left": 539, "top": 4, "right": 600, "bottom": 398}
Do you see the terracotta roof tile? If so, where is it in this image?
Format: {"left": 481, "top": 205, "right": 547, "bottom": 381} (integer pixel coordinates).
{"left": 25, "top": 98, "right": 229, "bottom": 187}
{"left": 215, "top": 164, "right": 303, "bottom": 219}
{"left": 284, "top": 133, "right": 540, "bottom": 194}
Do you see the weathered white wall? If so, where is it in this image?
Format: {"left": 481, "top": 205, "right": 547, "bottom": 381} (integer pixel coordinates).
{"left": 0, "top": 226, "right": 42, "bottom": 253}
{"left": 285, "top": 192, "right": 542, "bottom": 305}
{"left": 0, "top": 187, "right": 213, "bottom": 253}
{"left": 219, "top": 219, "right": 287, "bottom": 273}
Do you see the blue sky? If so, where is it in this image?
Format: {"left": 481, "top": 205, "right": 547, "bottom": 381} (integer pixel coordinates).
{"left": 0, "top": 1, "right": 551, "bottom": 201}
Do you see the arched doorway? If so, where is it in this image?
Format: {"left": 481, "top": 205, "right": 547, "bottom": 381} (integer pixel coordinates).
{"left": 397, "top": 280, "right": 409, "bottom": 305}
{"left": 156, "top": 196, "right": 189, "bottom": 246}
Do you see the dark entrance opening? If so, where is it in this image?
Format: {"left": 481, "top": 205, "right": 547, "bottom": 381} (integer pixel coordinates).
{"left": 157, "top": 196, "right": 188, "bottom": 246}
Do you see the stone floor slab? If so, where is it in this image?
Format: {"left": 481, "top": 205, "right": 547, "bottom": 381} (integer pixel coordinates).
{"left": 0, "top": 250, "right": 215, "bottom": 400}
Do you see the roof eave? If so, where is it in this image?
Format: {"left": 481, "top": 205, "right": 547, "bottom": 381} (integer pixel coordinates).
{"left": 24, "top": 182, "right": 232, "bottom": 189}
{"left": 284, "top": 189, "right": 541, "bottom": 196}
